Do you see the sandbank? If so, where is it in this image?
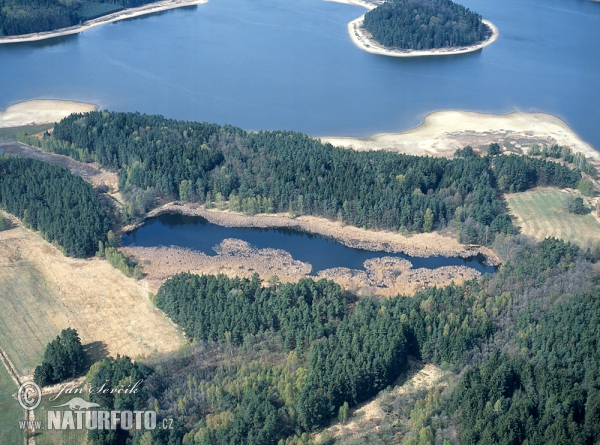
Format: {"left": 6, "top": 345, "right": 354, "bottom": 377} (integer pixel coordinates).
{"left": 320, "top": 110, "right": 600, "bottom": 165}
{"left": 334, "top": 0, "right": 498, "bottom": 57}
{"left": 0, "top": 0, "right": 207, "bottom": 44}
{"left": 0, "top": 99, "right": 98, "bottom": 128}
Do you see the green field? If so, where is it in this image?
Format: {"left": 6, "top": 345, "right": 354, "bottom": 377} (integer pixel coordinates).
{"left": 0, "top": 365, "right": 24, "bottom": 445}
{"left": 34, "top": 390, "right": 89, "bottom": 445}
{"left": 506, "top": 188, "right": 600, "bottom": 247}
{"left": 0, "top": 124, "right": 53, "bottom": 142}
{"left": 0, "top": 253, "right": 68, "bottom": 374}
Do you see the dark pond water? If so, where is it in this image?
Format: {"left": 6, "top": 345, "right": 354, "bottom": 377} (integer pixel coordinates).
{"left": 122, "top": 213, "right": 496, "bottom": 275}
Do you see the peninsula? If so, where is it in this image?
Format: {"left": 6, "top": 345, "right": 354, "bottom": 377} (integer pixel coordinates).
{"left": 0, "top": 0, "right": 207, "bottom": 44}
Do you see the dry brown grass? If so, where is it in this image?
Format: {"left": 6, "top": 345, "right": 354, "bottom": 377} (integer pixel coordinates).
{"left": 0, "top": 226, "right": 185, "bottom": 376}
{"left": 318, "top": 360, "right": 448, "bottom": 442}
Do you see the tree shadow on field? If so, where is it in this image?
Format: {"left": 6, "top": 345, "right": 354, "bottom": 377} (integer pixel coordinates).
{"left": 83, "top": 341, "right": 109, "bottom": 369}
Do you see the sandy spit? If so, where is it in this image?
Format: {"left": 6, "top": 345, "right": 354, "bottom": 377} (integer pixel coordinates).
{"left": 0, "top": 0, "right": 208, "bottom": 44}
{"left": 320, "top": 110, "right": 599, "bottom": 164}
{"left": 333, "top": 0, "right": 498, "bottom": 57}
{"left": 0, "top": 100, "right": 98, "bottom": 128}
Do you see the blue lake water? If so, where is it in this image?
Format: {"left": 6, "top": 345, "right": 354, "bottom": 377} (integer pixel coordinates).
{"left": 122, "top": 214, "right": 496, "bottom": 275}
{"left": 0, "top": 0, "right": 598, "bottom": 148}
{"left": 2, "top": 0, "right": 597, "bottom": 269}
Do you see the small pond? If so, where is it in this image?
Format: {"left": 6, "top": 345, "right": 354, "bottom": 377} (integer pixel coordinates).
{"left": 123, "top": 213, "right": 496, "bottom": 275}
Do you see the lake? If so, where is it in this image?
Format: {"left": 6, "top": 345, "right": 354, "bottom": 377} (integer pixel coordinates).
{"left": 0, "top": 0, "right": 599, "bottom": 148}
{"left": 122, "top": 213, "right": 496, "bottom": 274}
{"left": 2, "top": 0, "right": 597, "bottom": 270}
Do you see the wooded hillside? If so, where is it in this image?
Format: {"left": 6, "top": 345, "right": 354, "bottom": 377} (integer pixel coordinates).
{"left": 0, "top": 0, "right": 156, "bottom": 36}
{"left": 363, "top": 0, "right": 491, "bottom": 50}
{"left": 46, "top": 111, "right": 585, "bottom": 245}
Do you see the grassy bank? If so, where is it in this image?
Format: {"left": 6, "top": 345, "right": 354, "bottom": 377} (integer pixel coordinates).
{"left": 0, "top": 364, "right": 23, "bottom": 445}
{"left": 0, "top": 233, "right": 67, "bottom": 374}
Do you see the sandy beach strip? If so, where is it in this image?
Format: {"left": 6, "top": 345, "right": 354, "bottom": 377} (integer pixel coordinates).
{"left": 0, "top": 0, "right": 207, "bottom": 44}
{"left": 349, "top": 16, "right": 498, "bottom": 57}
{"left": 0, "top": 99, "right": 98, "bottom": 128}
{"left": 320, "top": 110, "right": 600, "bottom": 165}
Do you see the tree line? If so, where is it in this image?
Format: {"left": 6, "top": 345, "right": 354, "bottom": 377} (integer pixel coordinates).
{"left": 69, "top": 234, "right": 596, "bottom": 444}
{"left": 363, "top": 0, "right": 491, "bottom": 50}
{"left": 156, "top": 274, "right": 348, "bottom": 352}
{"left": 48, "top": 111, "right": 584, "bottom": 245}
{"left": 0, "top": 155, "right": 110, "bottom": 257}
{"left": 34, "top": 328, "right": 86, "bottom": 386}
{"left": 0, "top": 0, "right": 157, "bottom": 36}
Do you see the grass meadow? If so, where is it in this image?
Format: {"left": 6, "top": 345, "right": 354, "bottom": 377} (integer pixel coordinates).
{"left": 506, "top": 187, "right": 600, "bottom": 247}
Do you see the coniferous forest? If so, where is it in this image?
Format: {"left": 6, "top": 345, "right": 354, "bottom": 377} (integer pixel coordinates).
{"left": 0, "top": 0, "right": 156, "bottom": 37}
{"left": 33, "top": 328, "right": 86, "bottom": 386}
{"left": 0, "top": 155, "right": 110, "bottom": 257}
{"left": 46, "top": 111, "right": 584, "bottom": 245}
{"left": 80, "top": 235, "right": 600, "bottom": 445}
{"left": 363, "top": 0, "right": 491, "bottom": 50}
{"left": 10, "top": 110, "right": 600, "bottom": 444}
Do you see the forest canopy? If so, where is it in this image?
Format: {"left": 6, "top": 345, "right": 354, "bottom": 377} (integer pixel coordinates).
{"left": 363, "top": 0, "right": 492, "bottom": 50}
{"left": 33, "top": 328, "right": 86, "bottom": 386}
{"left": 84, "top": 235, "right": 600, "bottom": 445}
{"left": 0, "top": 155, "right": 110, "bottom": 257}
{"left": 45, "top": 111, "right": 585, "bottom": 246}
{"left": 0, "top": 0, "right": 157, "bottom": 36}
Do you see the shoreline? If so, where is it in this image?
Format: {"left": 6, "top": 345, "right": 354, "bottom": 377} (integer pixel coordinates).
{"left": 320, "top": 110, "right": 600, "bottom": 166}
{"left": 0, "top": 0, "right": 208, "bottom": 45}
{"left": 337, "top": 0, "right": 499, "bottom": 57}
{"left": 0, "top": 100, "right": 98, "bottom": 128}
{"left": 123, "top": 202, "right": 501, "bottom": 265}
{"left": 127, "top": 243, "right": 483, "bottom": 297}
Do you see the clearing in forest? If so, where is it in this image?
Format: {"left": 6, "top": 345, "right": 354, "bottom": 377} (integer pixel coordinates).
{"left": 506, "top": 187, "right": 600, "bottom": 247}
{"left": 0, "top": 225, "right": 185, "bottom": 377}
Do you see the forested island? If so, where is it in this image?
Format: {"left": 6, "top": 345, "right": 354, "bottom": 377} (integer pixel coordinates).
{"left": 0, "top": 0, "right": 160, "bottom": 37}
{"left": 362, "top": 0, "right": 492, "bottom": 51}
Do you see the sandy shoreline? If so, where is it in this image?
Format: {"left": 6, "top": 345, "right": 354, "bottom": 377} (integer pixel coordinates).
{"left": 6, "top": 101, "right": 595, "bottom": 162}
{"left": 320, "top": 110, "right": 599, "bottom": 164}
{"left": 0, "top": 100, "right": 98, "bottom": 128}
{"left": 334, "top": 0, "right": 498, "bottom": 57}
{"left": 0, "top": 0, "right": 207, "bottom": 44}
